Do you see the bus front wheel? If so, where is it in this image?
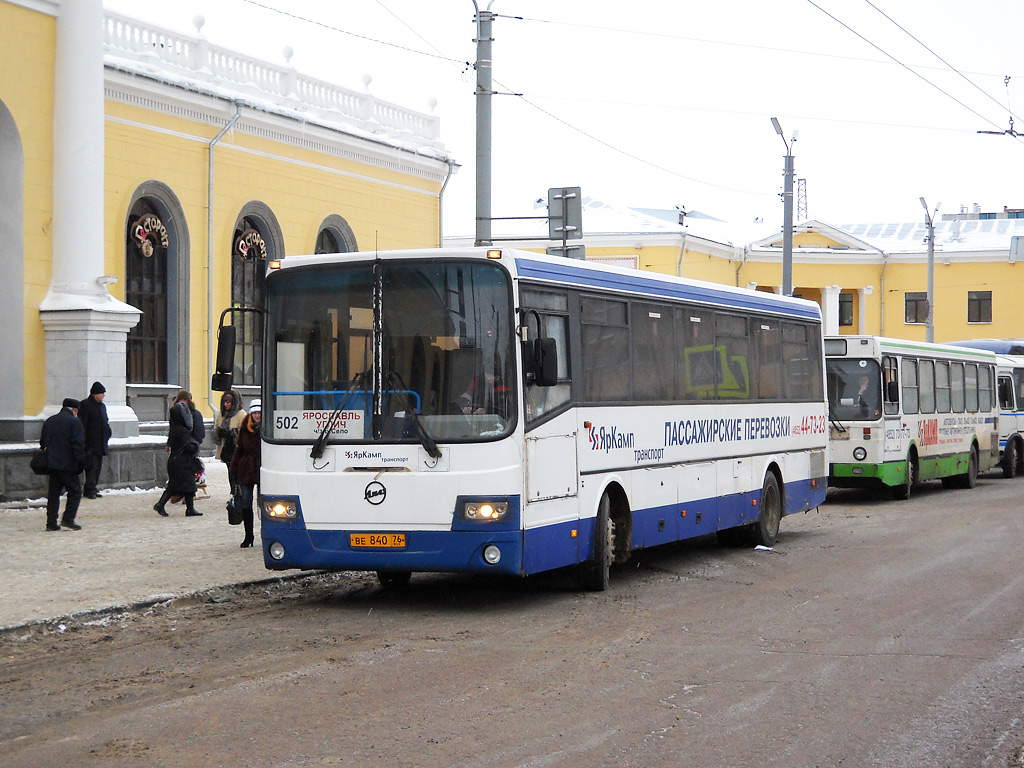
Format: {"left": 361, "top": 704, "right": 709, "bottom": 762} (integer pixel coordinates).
{"left": 893, "top": 451, "right": 917, "bottom": 500}
{"left": 752, "top": 473, "right": 782, "bottom": 547}
{"left": 376, "top": 571, "right": 411, "bottom": 588}
{"left": 1002, "top": 439, "right": 1018, "bottom": 479}
{"left": 580, "top": 494, "right": 613, "bottom": 592}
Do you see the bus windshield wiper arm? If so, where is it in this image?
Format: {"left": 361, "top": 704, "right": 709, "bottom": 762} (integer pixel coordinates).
{"left": 310, "top": 371, "right": 367, "bottom": 460}
{"left": 387, "top": 370, "right": 441, "bottom": 459}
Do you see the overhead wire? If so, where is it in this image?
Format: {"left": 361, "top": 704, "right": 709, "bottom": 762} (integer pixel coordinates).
{"left": 804, "top": 0, "right": 1013, "bottom": 137}
{"left": 859, "top": 0, "right": 1023, "bottom": 136}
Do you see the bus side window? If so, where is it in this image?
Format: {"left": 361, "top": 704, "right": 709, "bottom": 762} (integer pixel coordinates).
{"left": 902, "top": 358, "right": 919, "bottom": 414}
{"left": 979, "top": 365, "right": 993, "bottom": 412}
{"left": 520, "top": 287, "right": 571, "bottom": 425}
{"left": 999, "top": 376, "right": 1014, "bottom": 410}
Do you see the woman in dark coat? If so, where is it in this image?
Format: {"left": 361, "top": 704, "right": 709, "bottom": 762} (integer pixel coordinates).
{"left": 153, "top": 401, "right": 202, "bottom": 517}
{"left": 229, "top": 399, "right": 261, "bottom": 547}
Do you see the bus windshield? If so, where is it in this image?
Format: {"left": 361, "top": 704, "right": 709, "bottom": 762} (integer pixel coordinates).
{"left": 265, "top": 259, "right": 516, "bottom": 443}
{"left": 826, "top": 358, "right": 882, "bottom": 421}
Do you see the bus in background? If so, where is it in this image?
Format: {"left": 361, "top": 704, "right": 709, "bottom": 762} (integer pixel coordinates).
{"left": 994, "top": 355, "right": 1024, "bottom": 477}
{"left": 216, "top": 248, "right": 829, "bottom": 591}
{"left": 946, "top": 341, "right": 1024, "bottom": 478}
{"left": 825, "top": 336, "right": 999, "bottom": 499}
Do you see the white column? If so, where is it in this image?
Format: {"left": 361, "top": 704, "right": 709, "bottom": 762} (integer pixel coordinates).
{"left": 821, "top": 285, "right": 841, "bottom": 336}
{"left": 858, "top": 286, "right": 874, "bottom": 334}
{"left": 50, "top": 0, "right": 105, "bottom": 297}
{"left": 39, "top": 0, "right": 141, "bottom": 435}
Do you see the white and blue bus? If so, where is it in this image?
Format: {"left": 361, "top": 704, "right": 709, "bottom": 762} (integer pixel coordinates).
{"left": 218, "top": 247, "right": 828, "bottom": 590}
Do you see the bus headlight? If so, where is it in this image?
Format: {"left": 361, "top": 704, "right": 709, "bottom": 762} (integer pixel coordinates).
{"left": 269, "top": 541, "right": 285, "bottom": 560}
{"left": 483, "top": 545, "right": 501, "bottom": 564}
{"left": 263, "top": 499, "right": 298, "bottom": 519}
{"left": 462, "top": 500, "right": 509, "bottom": 521}
{"left": 853, "top": 447, "right": 867, "bottom": 461}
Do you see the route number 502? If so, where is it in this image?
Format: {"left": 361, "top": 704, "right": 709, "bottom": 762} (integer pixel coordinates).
{"left": 275, "top": 415, "right": 298, "bottom": 430}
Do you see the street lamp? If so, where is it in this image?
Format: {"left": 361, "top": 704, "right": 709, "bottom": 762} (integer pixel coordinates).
{"left": 772, "top": 117, "right": 797, "bottom": 296}
{"left": 920, "top": 197, "right": 939, "bottom": 343}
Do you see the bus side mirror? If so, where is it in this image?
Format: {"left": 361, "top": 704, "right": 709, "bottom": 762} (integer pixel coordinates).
{"left": 212, "top": 324, "right": 236, "bottom": 392}
{"left": 886, "top": 380, "right": 899, "bottom": 402}
{"left": 534, "top": 338, "right": 558, "bottom": 387}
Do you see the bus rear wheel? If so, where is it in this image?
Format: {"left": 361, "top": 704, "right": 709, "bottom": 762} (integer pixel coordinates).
{"left": 751, "top": 473, "right": 782, "bottom": 547}
{"left": 580, "top": 494, "right": 613, "bottom": 592}
{"left": 963, "top": 444, "right": 979, "bottom": 488}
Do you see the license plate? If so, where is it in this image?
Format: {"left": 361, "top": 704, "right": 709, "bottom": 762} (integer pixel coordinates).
{"left": 350, "top": 533, "right": 406, "bottom": 548}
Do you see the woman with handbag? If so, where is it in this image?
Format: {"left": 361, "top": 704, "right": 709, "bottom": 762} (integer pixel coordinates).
{"left": 229, "top": 399, "right": 262, "bottom": 548}
{"left": 213, "top": 388, "right": 245, "bottom": 493}
{"left": 153, "top": 400, "right": 202, "bottom": 517}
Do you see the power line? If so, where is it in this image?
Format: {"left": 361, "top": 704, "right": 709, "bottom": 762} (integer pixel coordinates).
{"left": 236, "top": 0, "right": 466, "bottom": 65}
{"left": 860, "top": 0, "right": 1023, "bottom": 128}
{"left": 804, "top": 0, "right": 1012, "bottom": 137}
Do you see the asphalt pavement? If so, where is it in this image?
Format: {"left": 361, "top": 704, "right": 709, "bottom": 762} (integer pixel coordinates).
{"left": 0, "top": 458, "right": 287, "bottom": 630}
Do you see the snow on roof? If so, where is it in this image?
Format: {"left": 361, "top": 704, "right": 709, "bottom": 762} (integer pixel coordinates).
{"left": 839, "top": 217, "right": 1024, "bottom": 253}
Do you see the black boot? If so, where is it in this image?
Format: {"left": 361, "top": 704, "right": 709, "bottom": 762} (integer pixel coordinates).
{"left": 154, "top": 490, "right": 171, "bottom": 517}
{"left": 185, "top": 494, "right": 202, "bottom": 516}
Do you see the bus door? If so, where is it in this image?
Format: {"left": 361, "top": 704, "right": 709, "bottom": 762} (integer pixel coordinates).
{"left": 882, "top": 355, "right": 907, "bottom": 462}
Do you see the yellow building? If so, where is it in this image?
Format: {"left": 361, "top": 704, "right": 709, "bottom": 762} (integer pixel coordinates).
{"left": 1, "top": 0, "right": 453, "bottom": 496}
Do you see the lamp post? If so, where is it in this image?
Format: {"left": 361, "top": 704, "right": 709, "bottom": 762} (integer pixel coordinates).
{"left": 771, "top": 117, "right": 796, "bottom": 296}
{"left": 920, "top": 197, "right": 939, "bottom": 343}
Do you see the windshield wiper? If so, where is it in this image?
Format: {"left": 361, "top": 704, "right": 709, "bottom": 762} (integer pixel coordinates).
{"left": 387, "top": 370, "right": 441, "bottom": 459}
{"left": 310, "top": 371, "right": 367, "bottom": 460}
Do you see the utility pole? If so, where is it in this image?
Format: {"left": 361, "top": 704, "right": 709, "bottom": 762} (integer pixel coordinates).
{"left": 473, "top": 2, "right": 495, "bottom": 246}
{"left": 920, "top": 197, "right": 939, "bottom": 343}
{"left": 771, "top": 117, "right": 796, "bottom": 296}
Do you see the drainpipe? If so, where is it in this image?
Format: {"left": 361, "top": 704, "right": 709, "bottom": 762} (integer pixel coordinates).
{"left": 207, "top": 103, "right": 242, "bottom": 417}
{"left": 877, "top": 248, "right": 889, "bottom": 336}
{"left": 675, "top": 230, "right": 688, "bottom": 277}
{"left": 438, "top": 160, "right": 455, "bottom": 247}
{"left": 736, "top": 246, "right": 749, "bottom": 287}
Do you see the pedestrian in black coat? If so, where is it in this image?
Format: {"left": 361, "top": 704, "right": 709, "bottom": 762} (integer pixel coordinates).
{"left": 153, "top": 401, "right": 202, "bottom": 517}
{"left": 40, "top": 398, "right": 86, "bottom": 531}
{"left": 78, "top": 381, "right": 111, "bottom": 499}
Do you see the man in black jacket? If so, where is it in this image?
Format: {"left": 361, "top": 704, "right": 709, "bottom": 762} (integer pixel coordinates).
{"left": 78, "top": 381, "right": 111, "bottom": 499}
{"left": 40, "top": 398, "right": 86, "bottom": 531}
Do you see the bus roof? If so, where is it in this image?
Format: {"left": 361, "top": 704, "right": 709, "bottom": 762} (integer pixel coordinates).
{"left": 945, "top": 339, "right": 1024, "bottom": 355}
{"left": 273, "top": 247, "right": 821, "bottom": 322}
{"left": 826, "top": 335, "right": 998, "bottom": 362}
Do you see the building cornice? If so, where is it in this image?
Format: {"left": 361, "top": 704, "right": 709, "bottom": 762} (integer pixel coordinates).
{"left": 104, "top": 69, "right": 451, "bottom": 184}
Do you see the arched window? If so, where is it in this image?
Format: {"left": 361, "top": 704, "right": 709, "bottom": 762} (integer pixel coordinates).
{"left": 231, "top": 203, "right": 283, "bottom": 388}
{"left": 315, "top": 214, "right": 358, "bottom": 254}
{"left": 125, "top": 199, "right": 170, "bottom": 383}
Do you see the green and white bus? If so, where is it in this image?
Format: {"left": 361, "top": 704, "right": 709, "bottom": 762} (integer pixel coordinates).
{"left": 825, "top": 336, "right": 999, "bottom": 499}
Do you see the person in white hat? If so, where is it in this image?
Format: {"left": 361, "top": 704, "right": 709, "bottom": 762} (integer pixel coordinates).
{"left": 229, "top": 399, "right": 262, "bottom": 548}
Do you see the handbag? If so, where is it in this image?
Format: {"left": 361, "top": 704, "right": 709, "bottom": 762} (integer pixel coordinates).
{"left": 30, "top": 449, "right": 48, "bottom": 475}
{"left": 226, "top": 487, "right": 243, "bottom": 526}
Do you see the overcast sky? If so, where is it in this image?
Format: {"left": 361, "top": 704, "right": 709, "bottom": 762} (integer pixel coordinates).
{"left": 103, "top": 0, "right": 1024, "bottom": 239}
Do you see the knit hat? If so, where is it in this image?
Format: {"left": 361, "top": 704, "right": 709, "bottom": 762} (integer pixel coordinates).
{"left": 90, "top": 381, "right": 106, "bottom": 394}
{"left": 62, "top": 398, "right": 80, "bottom": 409}
{"left": 249, "top": 398, "right": 261, "bottom": 413}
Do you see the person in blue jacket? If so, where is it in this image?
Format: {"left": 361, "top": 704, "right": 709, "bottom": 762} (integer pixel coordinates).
{"left": 39, "top": 398, "right": 86, "bottom": 531}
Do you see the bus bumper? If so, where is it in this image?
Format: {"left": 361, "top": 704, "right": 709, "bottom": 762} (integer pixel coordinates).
{"left": 259, "top": 519, "right": 526, "bottom": 576}
{"left": 829, "top": 461, "right": 904, "bottom": 489}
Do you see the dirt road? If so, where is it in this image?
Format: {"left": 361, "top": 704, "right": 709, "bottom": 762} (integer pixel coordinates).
{"left": 3, "top": 476, "right": 1024, "bottom": 767}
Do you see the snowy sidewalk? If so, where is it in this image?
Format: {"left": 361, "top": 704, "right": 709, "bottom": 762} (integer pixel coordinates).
{"left": 0, "top": 459, "right": 279, "bottom": 629}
